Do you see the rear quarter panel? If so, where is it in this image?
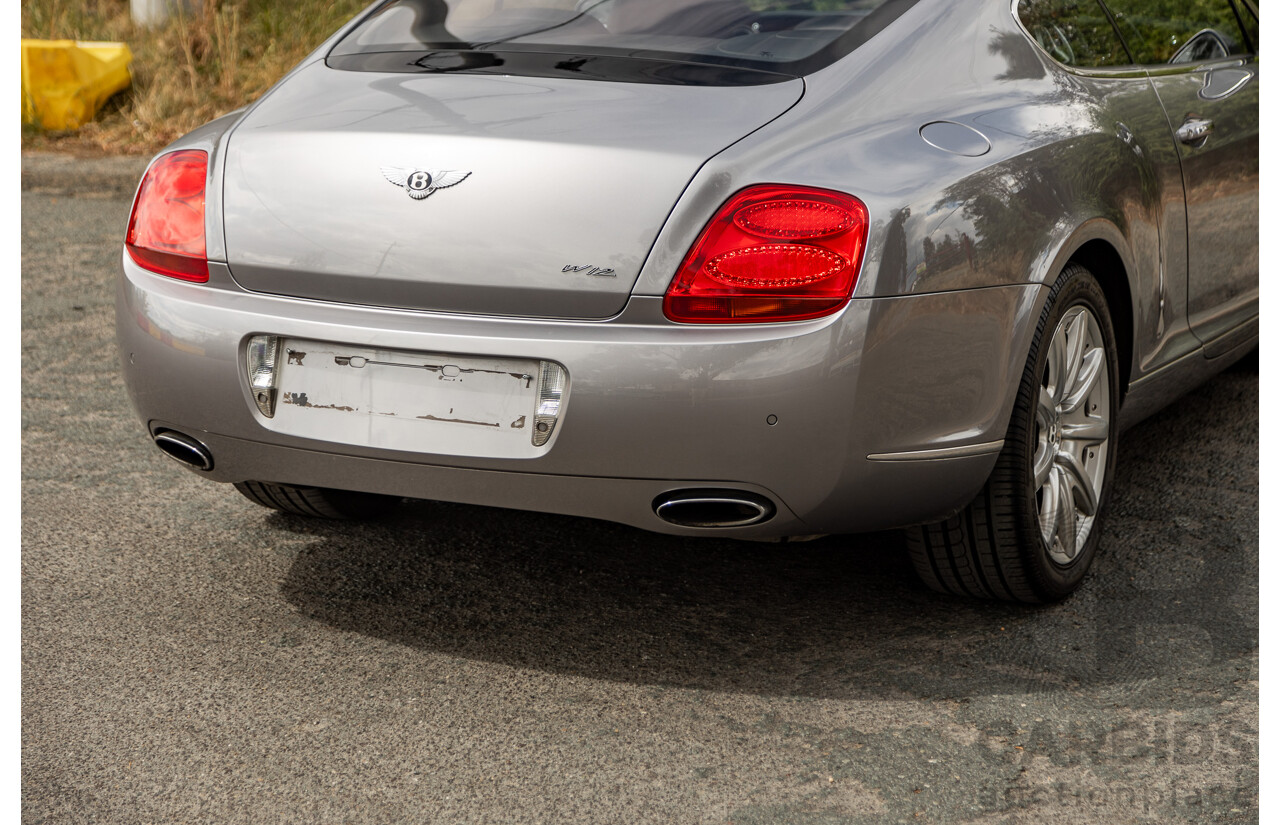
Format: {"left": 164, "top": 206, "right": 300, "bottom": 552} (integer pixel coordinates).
{"left": 633, "top": 0, "right": 1183, "bottom": 385}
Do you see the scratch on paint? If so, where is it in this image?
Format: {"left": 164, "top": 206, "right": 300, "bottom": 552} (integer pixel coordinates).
{"left": 417, "top": 414, "right": 500, "bottom": 428}
{"left": 287, "top": 350, "right": 306, "bottom": 365}
{"left": 332, "top": 354, "right": 533, "bottom": 387}
{"left": 281, "top": 393, "right": 354, "bottom": 411}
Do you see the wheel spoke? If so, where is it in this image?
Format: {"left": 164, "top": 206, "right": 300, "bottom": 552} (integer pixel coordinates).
{"left": 1033, "top": 441, "right": 1054, "bottom": 489}
{"left": 1062, "top": 348, "right": 1103, "bottom": 413}
{"left": 1054, "top": 466, "right": 1079, "bottom": 559}
{"left": 1064, "top": 310, "right": 1087, "bottom": 379}
{"left": 1062, "top": 416, "right": 1109, "bottom": 446}
{"left": 1055, "top": 447, "right": 1099, "bottom": 517}
{"left": 1054, "top": 310, "right": 1087, "bottom": 405}
{"left": 1040, "top": 463, "right": 1062, "bottom": 545}
{"left": 1038, "top": 385, "right": 1056, "bottom": 423}
{"left": 1049, "top": 326, "right": 1069, "bottom": 405}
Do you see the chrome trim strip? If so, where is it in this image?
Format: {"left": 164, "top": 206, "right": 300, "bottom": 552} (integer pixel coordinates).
{"left": 867, "top": 440, "right": 1005, "bottom": 462}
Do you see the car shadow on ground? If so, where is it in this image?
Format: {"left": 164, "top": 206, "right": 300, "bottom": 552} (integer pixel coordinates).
{"left": 276, "top": 356, "right": 1257, "bottom": 701}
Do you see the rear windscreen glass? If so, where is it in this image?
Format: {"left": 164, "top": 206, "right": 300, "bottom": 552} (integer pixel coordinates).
{"left": 328, "top": 0, "right": 921, "bottom": 83}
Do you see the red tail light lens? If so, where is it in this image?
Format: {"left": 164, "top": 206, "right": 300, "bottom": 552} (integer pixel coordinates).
{"left": 126, "top": 149, "right": 209, "bottom": 283}
{"left": 664, "top": 185, "right": 868, "bottom": 323}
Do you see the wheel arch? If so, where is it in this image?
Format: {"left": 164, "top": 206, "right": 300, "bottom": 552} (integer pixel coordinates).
{"left": 1066, "top": 239, "right": 1133, "bottom": 405}
{"left": 1031, "top": 220, "right": 1137, "bottom": 406}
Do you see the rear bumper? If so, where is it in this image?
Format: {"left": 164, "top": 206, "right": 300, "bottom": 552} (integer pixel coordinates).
{"left": 117, "top": 255, "right": 1045, "bottom": 537}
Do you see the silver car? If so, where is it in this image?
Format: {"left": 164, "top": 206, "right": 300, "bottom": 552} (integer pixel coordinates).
{"left": 116, "top": 0, "right": 1259, "bottom": 602}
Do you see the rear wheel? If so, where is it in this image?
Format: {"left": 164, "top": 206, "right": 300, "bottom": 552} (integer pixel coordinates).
{"left": 906, "top": 263, "right": 1118, "bottom": 603}
{"left": 233, "top": 480, "right": 400, "bottom": 520}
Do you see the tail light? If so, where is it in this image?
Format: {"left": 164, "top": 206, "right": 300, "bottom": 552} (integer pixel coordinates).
{"left": 125, "top": 149, "right": 209, "bottom": 283}
{"left": 663, "top": 184, "right": 868, "bottom": 323}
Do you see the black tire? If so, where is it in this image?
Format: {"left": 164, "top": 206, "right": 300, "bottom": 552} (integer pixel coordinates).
{"left": 906, "top": 263, "right": 1120, "bottom": 603}
{"left": 232, "top": 480, "right": 400, "bottom": 520}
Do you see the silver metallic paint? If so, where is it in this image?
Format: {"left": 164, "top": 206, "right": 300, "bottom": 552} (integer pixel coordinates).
{"left": 117, "top": 0, "right": 1258, "bottom": 538}
{"left": 119, "top": 246, "right": 1040, "bottom": 533}
{"left": 220, "top": 63, "right": 805, "bottom": 319}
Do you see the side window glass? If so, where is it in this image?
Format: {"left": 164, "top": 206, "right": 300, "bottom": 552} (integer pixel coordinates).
{"left": 1019, "top": 0, "right": 1132, "bottom": 67}
{"left": 1103, "top": 0, "right": 1250, "bottom": 64}
{"left": 1232, "top": 0, "right": 1259, "bottom": 53}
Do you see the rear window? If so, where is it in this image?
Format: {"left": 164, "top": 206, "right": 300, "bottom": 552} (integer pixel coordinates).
{"left": 328, "top": 0, "right": 923, "bottom": 84}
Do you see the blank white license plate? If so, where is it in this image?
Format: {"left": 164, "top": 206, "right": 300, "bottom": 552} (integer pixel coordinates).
{"left": 268, "top": 339, "right": 551, "bottom": 459}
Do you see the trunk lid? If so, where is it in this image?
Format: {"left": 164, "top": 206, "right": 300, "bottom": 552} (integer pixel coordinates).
{"left": 221, "top": 61, "right": 803, "bottom": 319}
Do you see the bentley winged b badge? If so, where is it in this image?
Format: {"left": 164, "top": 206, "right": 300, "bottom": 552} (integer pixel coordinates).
{"left": 381, "top": 166, "right": 471, "bottom": 200}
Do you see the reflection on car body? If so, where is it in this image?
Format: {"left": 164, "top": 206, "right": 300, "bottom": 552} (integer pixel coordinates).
{"left": 117, "top": 0, "right": 1258, "bottom": 602}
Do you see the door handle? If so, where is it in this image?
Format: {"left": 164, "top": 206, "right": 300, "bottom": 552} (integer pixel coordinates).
{"left": 1176, "top": 117, "right": 1214, "bottom": 147}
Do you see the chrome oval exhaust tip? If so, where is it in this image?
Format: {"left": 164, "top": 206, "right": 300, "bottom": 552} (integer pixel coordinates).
{"left": 153, "top": 430, "right": 214, "bottom": 471}
{"left": 653, "top": 489, "right": 776, "bottom": 529}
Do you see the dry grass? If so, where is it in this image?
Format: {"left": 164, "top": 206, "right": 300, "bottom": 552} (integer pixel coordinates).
{"left": 22, "top": 0, "right": 369, "bottom": 155}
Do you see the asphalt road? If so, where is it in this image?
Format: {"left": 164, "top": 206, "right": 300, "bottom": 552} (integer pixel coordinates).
{"left": 22, "top": 159, "right": 1258, "bottom": 824}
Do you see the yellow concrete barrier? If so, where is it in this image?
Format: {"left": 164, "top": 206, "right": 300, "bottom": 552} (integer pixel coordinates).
{"left": 21, "top": 40, "right": 134, "bottom": 131}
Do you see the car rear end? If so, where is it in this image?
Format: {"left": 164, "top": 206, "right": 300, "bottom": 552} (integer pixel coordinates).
{"left": 117, "top": 0, "right": 1031, "bottom": 538}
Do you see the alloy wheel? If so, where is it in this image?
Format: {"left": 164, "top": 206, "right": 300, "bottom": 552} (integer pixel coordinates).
{"left": 1033, "top": 304, "right": 1111, "bottom": 565}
